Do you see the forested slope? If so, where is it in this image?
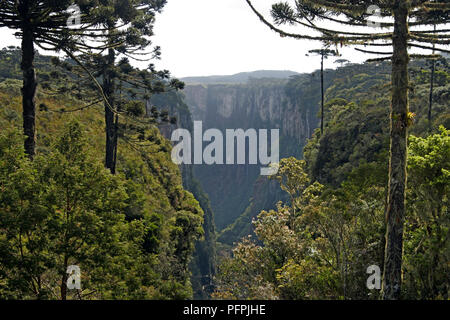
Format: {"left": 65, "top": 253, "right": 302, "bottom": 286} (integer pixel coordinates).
{"left": 0, "top": 48, "right": 205, "bottom": 299}
{"left": 150, "top": 91, "right": 217, "bottom": 299}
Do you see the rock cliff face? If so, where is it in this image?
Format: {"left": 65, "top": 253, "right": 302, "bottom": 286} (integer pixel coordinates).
{"left": 183, "top": 79, "right": 316, "bottom": 146}
{"left": 181, "top": 77, "right": 321, "bottom": 231}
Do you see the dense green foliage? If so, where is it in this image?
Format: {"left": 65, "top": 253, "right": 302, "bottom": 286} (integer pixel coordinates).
{"left": 0, "top": 49, "right": 204, "bottom": 299}
{"left": 150, "top": 90, "right": 217, "bottom": 299}
{"left": 213, "top": 158, "right": 386, "bottom": 299}
{"left": 214, "top": 127, "right": 449, "bottom": 299}
{"left": 403, "top": 127, "right": 449, "bottom": 299}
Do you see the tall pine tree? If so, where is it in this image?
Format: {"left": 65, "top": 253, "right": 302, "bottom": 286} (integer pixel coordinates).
{"left": 0, "top": 1, "right": 117, "bottom": 158}
{"left": 306, "top": 47, "right": 339, "bottom": 134}
{"left": 81, "top": 0, "right": 179, "bottom": 174}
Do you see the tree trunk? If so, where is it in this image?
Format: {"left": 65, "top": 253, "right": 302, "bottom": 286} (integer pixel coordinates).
{"left": 112, "top": 113, "right": 119, "bottom": 171}
{"left": 428, "top": 61, "right": 435, "bottom": 132}
{"left": 320, "top": 53, "right": 324, "bottom": 135}
{"left": 60, "top": 256, "right": 68, "bottom": 300}
{"left": 21, "top": 24, "right": 37, "bottom": 159}
{"left": 382, "top": 1, "right": 409, "bottom": 300}
{"left": 428, "top": 25, "right": 436, "bottom": 132}
{"left": 104, "top": 48, "right": 116, "bottom": 174}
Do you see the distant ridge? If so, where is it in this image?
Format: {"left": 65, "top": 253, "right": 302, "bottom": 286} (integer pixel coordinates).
{"left": 181, "top": 70, "right": 301, "bottom": 84}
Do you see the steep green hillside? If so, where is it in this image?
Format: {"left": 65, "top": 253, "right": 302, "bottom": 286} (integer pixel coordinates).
{"left": 305, "top": 59, "right": 450, "bottom": 187}
{"left": 0, "top": 49, "right": 204, "bottom": 299}
{"left": 150, "top": 91, "right": 217, "bottom": 299}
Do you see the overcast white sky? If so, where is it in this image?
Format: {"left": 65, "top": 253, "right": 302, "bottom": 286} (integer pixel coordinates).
{"left": 1, "top": 0, "right": 375, "bottom": 78}
{"left": 150, "top": 0, "right": 369, "bottom": 77}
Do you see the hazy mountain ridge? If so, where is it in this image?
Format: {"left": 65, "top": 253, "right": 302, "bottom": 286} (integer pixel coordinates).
{"left": 181, "top": 70, "right": 301, "bottom": 85}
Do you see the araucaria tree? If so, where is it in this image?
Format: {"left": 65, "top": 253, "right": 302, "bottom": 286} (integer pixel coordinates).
{"left": 244, "top": 0, "right": 450, "bottom": 299}
{"left": 415, "top": 8, "right": 450, "bottom": 131}
{"left": 79, "top": 0, "right": 179, "bottom": 174}
{"left": 0, "top": 1, "right": 113, "bottom": 158}
{"left": 307, "top": 47, "right": 338, "bottom": 134}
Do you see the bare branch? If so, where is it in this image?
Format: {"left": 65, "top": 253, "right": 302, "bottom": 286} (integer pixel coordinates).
{"left": 355, "top": 48, "right": 393, "bottom": 55}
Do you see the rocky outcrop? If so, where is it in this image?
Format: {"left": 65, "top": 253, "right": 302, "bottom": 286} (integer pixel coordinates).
{"left": 182, "top": 79, "right": 317, "bottom": 147}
